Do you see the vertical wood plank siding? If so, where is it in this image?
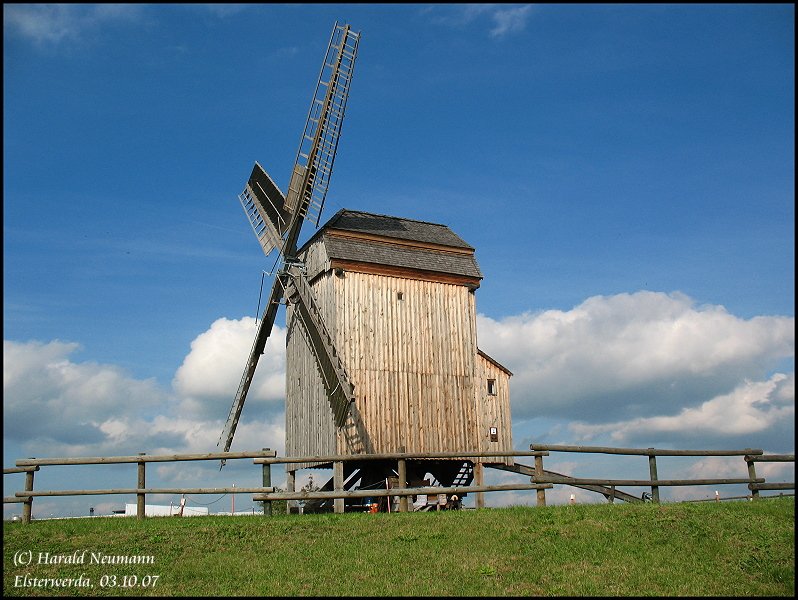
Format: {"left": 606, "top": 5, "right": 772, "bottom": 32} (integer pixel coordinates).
{"left": 476, "top": 355, "right": 514, "bottom": 465}
{"left": 286, "top": 236, "right": 513, "bottom": 467}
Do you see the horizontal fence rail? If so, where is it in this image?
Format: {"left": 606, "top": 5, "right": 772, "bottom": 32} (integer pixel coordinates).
{"left": 527, "top": 445, "right": 793, "bottom": 506}
{"left": 252, "top": 483, "right": 553, "bottom": 502}
{"left": 4, "top": 447, "right": 794, "bottom": 522}
{"left": 4, "top": 450, "right": 277, "bottom": 523}
{"left": 15, "top": 450, "right": 277, "bottom": 466}
{"left": 529, "top": 444, "right": 764, "bottom": 457}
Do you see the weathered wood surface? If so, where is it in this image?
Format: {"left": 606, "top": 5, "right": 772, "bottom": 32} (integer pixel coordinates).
{"left": 287, "top": 231, "right": 515, "bottom": 467}
{"left": 748, "top": 482, "right": 795, "bottom": 491}
{"left": 253, "top": 482, "right": 552, "bottom": 502}
{"left": 491, "top": 462, "right": 642, "bottom": 504}
{"left": 747, "top": 454, "right": 795, "bottom": 462}
{"left": 16, "top": 487, "right": 276, "bottom": 498}
{"left": 16, "top": 450, "right": 277, "bottom": 467}
{"left": 530, "top": 444, "right": 763, "bottom": 457}
{"left": 3, "top": 466, "right": 39, "bottom": 473}
{"left": 533, "top": 476, "right": 764, "bottom": 487}
{"left": 253, "top": 450, "right": 548, "bottom": 464}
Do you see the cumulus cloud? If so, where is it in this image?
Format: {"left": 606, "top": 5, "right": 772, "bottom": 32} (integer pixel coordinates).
{"left": 477, "top": 291, "right": 794, "bottom": 423}
{"left": 3, "top": 289, "right": 794, "bottom": 512}
{"left": 569, "top": 373, "right": 795, "bottom": 445}
{"left": 172, "top": 317, "right": 286, "bottom": 418}
{"left": 3, "top": 315, "right": 288, "bottom": 461}
{"left": 3, "top": 339, "right": 168, "bottom": 449}
{"left": 3, "top": 4, "right": 141, "bottom": 46}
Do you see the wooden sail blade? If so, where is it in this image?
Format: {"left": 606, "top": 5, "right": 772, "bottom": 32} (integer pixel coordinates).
{"left": 217, "top": 273, "right": 288, "bottom": 461}
{"left": 286, "top": 22, "right": 360, "bottom": 227}
{"left": 238, "top": 162, "right": 292, "bottom": 257}
{"left": 284, "top": 266, "right": 354, "bottom": 427}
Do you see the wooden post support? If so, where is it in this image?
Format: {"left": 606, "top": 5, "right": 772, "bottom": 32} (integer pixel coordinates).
{"left": 534, "top": 454, "right": 546, "bottom": 507}
{"left": 397, "top": 458, "right": 408, "bottom": 513}
{"left": 609, "top": 485, "right": 616, "bottom": 504}
{"left": 137, "top": 453, "right": 146, "bottom": 519}
{"left": 286, "top": 469, "right": 295, "bottom": 514}
{"left": 474, "top": 462, "right": 485, "bottom": 509}
{"left": 333, "top": 461, "right": 344, "bottom": 514}
{"left": 22, "top": 460, "right": 35, "bottom": 524}
{"left": 648, "top": 449, "right": 660, "bottom": 503}
{"left": 745, "top": 453, "right": 760, "bottom": 500}
{"left": 262, "top": 448, "right": 272, "bottom": 516}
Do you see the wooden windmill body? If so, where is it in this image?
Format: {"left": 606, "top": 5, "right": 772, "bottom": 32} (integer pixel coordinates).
{"left": 219, "top": 23, "right": 514, "bottom": 510}
{"left": 285, "top": 210, "right": 513, "bottom": 469}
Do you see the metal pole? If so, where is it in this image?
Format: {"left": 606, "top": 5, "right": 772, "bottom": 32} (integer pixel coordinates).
{"left": 22, "top": 461, "right": 35, "bottom": 524}
{"left": 262, "top": 448, "right": 272, "bottom": 516}
{"left": 534, "top": 454, "right": 546, "bottom": 507}
{"left": 648, "top": 449, "right": 660, "bottom": 503}
{"left": 397, "top": 458, "right": 408, "bottom": 513}
{"left": 137, "top": 453, "right": 146, "bottom": 519}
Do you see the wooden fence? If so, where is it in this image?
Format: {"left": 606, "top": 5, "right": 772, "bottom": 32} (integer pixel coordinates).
{"left": 3, "top": 450, "right": 278, "bottom": 523}
{"left": 3, "top": 449, "right": 553, "bottom": 523}
{"left": 4, "top": 445, "right": 794, "bottom": 523}
{"left": 527, "top": 444, "right": 795, "bottom": 506}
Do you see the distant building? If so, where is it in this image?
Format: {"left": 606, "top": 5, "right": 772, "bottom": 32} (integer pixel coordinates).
{"left": 123, "top": 503, "right": 208, "bottom": 517}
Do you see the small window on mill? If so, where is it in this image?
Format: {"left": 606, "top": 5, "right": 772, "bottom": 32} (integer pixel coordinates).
{"left": 487, "top": 379, "right": 497, "bottom": 396}
{"left": 397, "top": 291, "right": 404, "bottom": 301}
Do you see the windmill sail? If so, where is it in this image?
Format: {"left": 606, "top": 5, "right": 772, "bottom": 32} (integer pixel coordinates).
{"left": 218, "top": 22, "right": 360, "bottom": 460}
{"left": 284, "top": 266, "right": 354, "bottom": 426}
{"left": 238, "top": 163, "right": 291, "bottom": 257}
{"left": 286, "top": 22, "right": 359, "bottom": 226}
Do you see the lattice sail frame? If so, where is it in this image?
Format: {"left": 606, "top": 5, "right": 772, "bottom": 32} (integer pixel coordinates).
{"left": 288, "top": 22, "right": 359, "bottom": 226}
{"left": 235, "top": 23, "right": 360, "bottom": 259}
{"left": 218, "top": 22, "right": 360, "bottom": 460}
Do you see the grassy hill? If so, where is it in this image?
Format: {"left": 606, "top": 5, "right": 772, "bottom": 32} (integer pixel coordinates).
{"left": 3, "top": 497, "right": 794, "bottom": 596}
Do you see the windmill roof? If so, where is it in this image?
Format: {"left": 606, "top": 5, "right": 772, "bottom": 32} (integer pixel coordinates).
{"left": 299, "top": 209, "right": 482, "bottom": 281}
{"left": 320, "top": 209, "right": 475, "bottom": 250}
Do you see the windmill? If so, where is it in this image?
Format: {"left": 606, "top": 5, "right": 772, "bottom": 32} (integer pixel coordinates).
{"left": 218, "top": 22, "right": 520, "bottom": 514}
{"left": 217, "top": 22, "right": 360, "bottom": 465}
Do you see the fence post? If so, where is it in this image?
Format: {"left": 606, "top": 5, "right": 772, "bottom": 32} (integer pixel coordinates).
{"left": 137, "top": 453, "right": 146, "bottom": 519}
{"left": 648, "top": 449, "right": 660, "bottom": 503}
{"left": 397, "top": 458, "right": 408, "bottom": 513}
{"left": 745, "top": 452, "right": 759, "bottom": 501}
{"left": 22, "top": 461, "right": 36, "bottom": 524}
{"left": 474, "top": 462, "right": 485, "bottom": 509}
{"left": 333, "top": 460, "right": 344, "bottom": 514}
{"left": 286, "top": 469, "right": 295, "bottom": 514}
{"left": 534, "top": 454, "right": 546, "bottom": 507}
{"left": 261, "top": 448, "right": 272, "bottom": 516}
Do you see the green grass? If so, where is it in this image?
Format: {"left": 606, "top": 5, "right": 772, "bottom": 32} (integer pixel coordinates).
{"left": 3, "top": 498, "right": 794, "bottom": 596}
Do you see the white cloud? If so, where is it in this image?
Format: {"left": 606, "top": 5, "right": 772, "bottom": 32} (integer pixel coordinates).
{"left": 477, "top": 291, "right": 794, "bottom": 424}
{"left": 487, "top": 5, "right": 534, "bottom": 39}
{"left": 4, "top": 289, "right": 794, "bottom": 513}
{"left": 3, "top": 316, "right": 288, "bottom": 462}
{"left": 569, "top": 373, "right": 795, "bottom": 444}
{"left": 3, "top": 4, "right": 141, "bottom": 46}
{"left": 172, "top": 316, "right": 286, "bottom": 418}
{"left": 427, "top": 4, "right": 535, "bottom": 39}
{"left": 3, "top": 339, "right": 168, "bottom": 447}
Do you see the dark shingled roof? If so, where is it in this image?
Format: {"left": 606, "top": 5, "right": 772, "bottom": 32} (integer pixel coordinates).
{"left": 321, "top": 209, "right": 475, "bottom": 250}
{"left": 301, "top": 209, "right": 482, "bottom": 280}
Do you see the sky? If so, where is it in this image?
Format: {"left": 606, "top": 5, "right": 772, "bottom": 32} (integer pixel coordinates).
{"left": 3, "top": 4, "right": 794, "bottom": 518}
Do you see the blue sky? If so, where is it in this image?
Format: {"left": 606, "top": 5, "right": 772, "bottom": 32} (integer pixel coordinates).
{"left": 3, "top": 4, "right": 794, "bottom": 517}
